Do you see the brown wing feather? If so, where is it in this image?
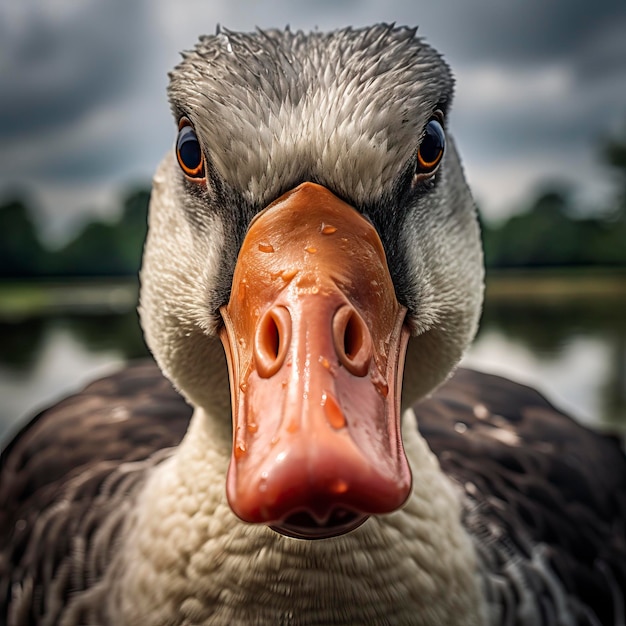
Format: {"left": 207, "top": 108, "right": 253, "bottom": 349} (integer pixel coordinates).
{"left": 1, "top": 362, "right": 624, "bottom": 625}
{"left": 0, "top": 361, "right": 192, "bottom": 624}
{"left": 415, "top": 367, "right": 626, "bottom": 625}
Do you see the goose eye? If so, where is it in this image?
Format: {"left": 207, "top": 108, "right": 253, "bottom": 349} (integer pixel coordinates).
{"left": 176, "top": 120, "right": 205, "bottom": 180}
{"left": 416, "top": 119, "right": 445, "bottom": 174}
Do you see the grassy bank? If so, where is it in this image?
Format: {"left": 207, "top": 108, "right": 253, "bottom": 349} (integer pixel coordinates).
{"left": 485, "top": 268, "right": 626, "bottom": 302}
{"left": 0, "top": 269, "right": 625, "bottom": 319}
{"left": 0, "top": 278, "right": 139, "bottom": 319}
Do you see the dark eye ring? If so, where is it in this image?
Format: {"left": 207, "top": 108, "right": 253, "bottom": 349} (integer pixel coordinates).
{"left": 176, "top": 118, "right": 205, "bottom": 180}
{"left": 416, "top": 118, "right": 445, "bottom": 175}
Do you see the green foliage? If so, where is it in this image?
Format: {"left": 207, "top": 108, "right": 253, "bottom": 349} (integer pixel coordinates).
{"left": 480, "top": 122, "right": 626, "bottom": 269}
{"left": 0, "top": 199, "right": 51, "bottom": 278}
{"left": 482, "top": 187, "right": 626, "bottom": 268}
{"left": 0, "top": 188, "right": 150, "bottom": 278}
{"left": 52, "top": 188, "right": 150, "bottom": 276}
{"left": 601, "top": 127, "right": 626, "bottom": 219}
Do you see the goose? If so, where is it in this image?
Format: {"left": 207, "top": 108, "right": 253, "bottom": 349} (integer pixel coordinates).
{"left": 1, "top": 24, "right": 625, "bottom": 626}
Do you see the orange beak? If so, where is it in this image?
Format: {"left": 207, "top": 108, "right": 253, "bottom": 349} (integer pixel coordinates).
{"left": 220, "top": 182, "right": 412, "bottom": 538}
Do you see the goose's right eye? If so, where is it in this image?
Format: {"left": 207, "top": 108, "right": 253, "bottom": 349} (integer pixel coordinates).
{"left": 176, "top": 119, "right": 205, "bottom": 181}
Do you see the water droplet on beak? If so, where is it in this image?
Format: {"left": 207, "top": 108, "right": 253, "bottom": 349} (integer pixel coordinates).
{"left": 321, "top": 391, "right": 346, "bottom": 429}
{"left": 234, "top": 441, "right": 247, "bottom": 459}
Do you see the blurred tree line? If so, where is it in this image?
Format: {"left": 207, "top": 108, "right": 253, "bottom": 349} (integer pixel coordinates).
{"left": 0, "top": 188, "right": 149, "bottom": 278}
{"left": 481, "top": 126, "right": 626, "bottom": 268}
{"left": 1, "top": 128, "right": 626, "bottom": 278}
{"left": 480, "top": 188, "right": 626, "bottom": 268}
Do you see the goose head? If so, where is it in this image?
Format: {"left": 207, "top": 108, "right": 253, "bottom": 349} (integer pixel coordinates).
{"left": 139, "top": 24, "right": 483, "bottom": 540}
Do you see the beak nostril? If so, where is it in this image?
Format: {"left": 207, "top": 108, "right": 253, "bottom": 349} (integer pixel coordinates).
{"left": 333, "top": 306, "right": 372, "bottom": 377}
{"left": 255, "top": 306, "right": 291, "bottom": 378}
{"left": 263, "top": 315, "right": 280, "bottom": 360}
{"left": 343, "top": 312, "right": 362, "bottom": 360}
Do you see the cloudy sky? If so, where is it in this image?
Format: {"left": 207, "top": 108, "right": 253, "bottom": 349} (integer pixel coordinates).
{"left": 1, "top": 0, "right": 625, "bottom": 244}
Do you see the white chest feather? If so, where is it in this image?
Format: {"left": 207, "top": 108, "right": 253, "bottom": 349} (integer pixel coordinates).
{"left": 64, "top": 409, "right": 485, "bottom": 626}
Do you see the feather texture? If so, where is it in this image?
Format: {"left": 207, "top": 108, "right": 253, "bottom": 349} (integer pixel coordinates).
{"left": 2, "top": 362, "right": 624, "bottom": 624}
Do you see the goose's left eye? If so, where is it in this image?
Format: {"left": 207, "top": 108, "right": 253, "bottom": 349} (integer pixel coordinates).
{"left": 176, "top": 119, "right": 205, "bottom": 180}
{"left": 416, "top": 119, "right": 445, "bottom": 175}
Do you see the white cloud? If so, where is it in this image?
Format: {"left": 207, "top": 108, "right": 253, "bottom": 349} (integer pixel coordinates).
{"left": 463, "top": 150, "right": 614, "bottom": 221}
{"left": 455, "top": 63, "right": 574, "bottom": 112}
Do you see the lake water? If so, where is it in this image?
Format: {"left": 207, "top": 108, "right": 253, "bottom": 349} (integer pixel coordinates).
{"left": 1, "top": 286, "right": 625, "bottom": 444}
